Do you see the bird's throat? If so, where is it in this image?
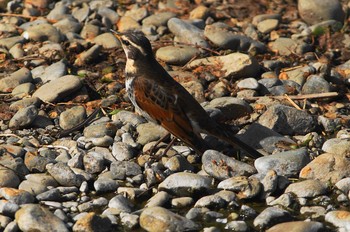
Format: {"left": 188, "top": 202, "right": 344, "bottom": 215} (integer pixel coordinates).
{"left": 125, "top": 58, "right": 137, "bottom": 75}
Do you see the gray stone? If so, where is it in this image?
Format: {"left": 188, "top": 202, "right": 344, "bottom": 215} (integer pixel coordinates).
{"left": 93, "top": 33, "right": 121, "bottom": 49}
{"left": 145, "top": 191, "right": 171, "bottom": 208}
{"left": 0, "top": 36, "right": 25, "bottom": 49}
{"left": 237, "top": 78, "right": 260, "bottom": 90}
{"left": 94, "top": 178, "right": 118, "bottom": 193}
{"left": 252, "top": 14, "right": 281, "bottom": 26}
{"left": 136, "top": 122, "right": 168, "bottom": 145}
{"left": 156, "top": 46, "right": 199, "bottom": 65}
{"left": 140, "top": 207, "right": 200, "bottom": 232}
{"left": 158, "top": 172, "right": 213, "bottom": 197}
{"left": 285, "top": 179, "right": 327, "bottom": 198}
{"left": 112, "top": 142, "right": 136, "bottom": 161}
{"left": 266, "top": 221, "right": 325, "bottom": 232}
{"left": 164, "top": 155, "right": 194, "bottom": 172}
{"left": 253, "top": 206, "right": 293, "bottom": 230}
{"left": 269, "top": 37, "right": 313, "bottom": 56}
{"left": 258, "top": 104, "right": 315, "bottom": 135}
{"left": 53, "top": 17, "right": 82, "bottom": 34}
{"left": 83, "top": 121, "right": 117, "bottom": 138}
{"left": 254, "top": 148, "right": 310, "bottom": 177}
{"left": 325, "top": 210, "right": 350, "bottom": 229}
{"left": 301, "top": 75, "right": 330, "bottom": 94}
{"left": 83, "top": 152, "right": 105, "bottom": 174}
{"left": 22, "top": 23, "right": 61, "bottom": 42}
{"left": 33, "top": 75, "right": 82, "bottom": 102}
{"left": 206, "top": 97, "right": 252, "bottom": 120}
{"left": 108, "top": 195, "right": 133, "bottom": 213}
{"left": 257, "top": 19, "right": 279, "bottom": 33}
{"left": 112, "top": 110, "right": 146, "bottom": 126}
{"left": 46, "top": 162, "right": 83, "bottom": 187}
{"left": 202, "top": 150, "right": 256, "bottom": 180}
{"left": 33, "top": 59, "right": 67, "bottom": 83}
{"left": 0, "top": 170, "right": 20, "bottom": 188}
{"left": 74, "top": 45, "right": 101, "bottom": 65}
{"left": 19, "top": 173, "right": 58, "bottom": 195}
{"left": 0, "top": 67, "right": 32, "bottom": 92}
{"left": 110, "top": 161, "right": 142, "bottom": 180}
{"left": 9, "top": 105, "right": 38, "bottom": 129}
{"left": 142, "top": 12, "right": 177, "bottom": 27}
{"left": 11, "top": 83, "right": 35, "bottom": 97}
{"left": 0, "top": 188, "right": 34, "bottom": 205}
{"left": 59, "top": 106, "right": 86, "bottom": 130}
{"left": 217, "top": 176, "right": 261, "bottom": 199}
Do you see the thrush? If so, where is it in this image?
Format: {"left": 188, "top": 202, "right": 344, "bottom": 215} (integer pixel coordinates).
{"left": 111, "top": 30, "right": 263, "bottom": 159}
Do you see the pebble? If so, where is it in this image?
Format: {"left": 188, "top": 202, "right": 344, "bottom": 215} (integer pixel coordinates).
{"left": 202, "top": 150, "right": 256, "bottom": 180}
{"left": 59, "top": 106, "right": 86, "bottom": 130}
{"left": 19, "top": 173, "right": 58, "bottom": 195}
{"left": 269, "top": 37, "right": 312, "bottom": 56}
{"left": 266, "top": 221, "right": 326, "bottom": 232}
{"left": 299, "top": 152, "right": 350, "bottom": 184}
{"left": 11, "top": 83, "right": 35, "bottom": 97}
{"left": 93, "top": 32, "right": 121, "bottom": 49}
{"left": 188, "top": 52, "right": 259, "bottom": 78}
{"left": 83, "top": 152, "right": 105, "bottom": 174}
{"left": 325, "top": 210, "right": 350, "bottom": 230}
{"left": 0, "top": 36, "right": 25, "bottom": 49}
{"left": 72, "top": 212, "right": 112, "bottom": 232}
{"left": 74, "top": 44, "right": 102, "bottom": 65}
{"left": 145, "top": 191, "right": 171, "bottom": 208}
{"left": 23, "top": 23, "right": 61, "bottom": 43}
{"left": 33, "top": 59, "right": 67, "bottom": 83}
{"left": 254, "top": 148, "right": 310, "bottom": 177}
{"left": 136, "top": 122, "right": 168, "bottom": 145}
{"left": 110, "top": 161, "right": 142, "bottom": 180}
{"left": 140, "top": 206, "right": 200, "bottom": 231}
{"left": 217, "top": 176, "right": 261, "bottom": 199}
{"left": 33, "top": 75, "right": 82, "bottom": 102}
{"left": 108, "top": 195, "right": 133, "bottom": 213}
{"left": 301, "top": 75, "right": 331, "bottom": 94}
{"left": 158, "top": 172, "right": 213, "bottom": 197}
{"left": 118, "top": 16, "right": 141, "bottom": 32}
{"left": 257, "top": 19, "right": 279, "bottom": 33}
{"left": 142, "top": 12, "right": 177, "bottom": 27}
{"left": 0, "top": 67, "right": 32, "bottom": 92}
{"left": 253, "top": 206, "right": 293, "bottom": 230}
{"left": 112, "top": 110, "right": 146, "bottom": 126}
{"left": 46, "top": 162, "right": 83, "bottom": 187}
{"left": 120, "top": 212, "right": 139, "bottom": 229}
{"left": 164, "top": 155, "right": 194, "bottom": 172}
{"left": 237, "top": 78, "right": 260, "bottom": 90}
{"left": 225, "top": 220, "right": 249, "bottom": 231}
{"left": 9, "top": 105, "right": 38, "bottom": 129}
{"left": 285, "top": 179, "right": 327, "bottom": 198}
{"left": 156, "top": 46, "right": 199, "bottom": 65}
{"left": 168, "top": 18, "right": 209, "bottom": 48}
{"left": 206, "top": 97, "right": 252, "bottom": 120}
{"left": 0, "top": 169, "right": 20, "bottom": 188}
{"left": 298, "top": 0, "right": 344, "bottom": 25}
{"left": 111, "top": 142, "right": 136, "bottom": 161}
{"left": 258, "top": 104, "right": 315, "bottom": 135}
{"left": 0, "top": 188, "right": 34, "bottom": 205}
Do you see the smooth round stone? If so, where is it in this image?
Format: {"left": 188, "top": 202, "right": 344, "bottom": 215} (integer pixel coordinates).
{"left": 298, "top": 0, "right": 344, "bottom": 25}
{"left": 53, "top": 17, "right": 82, "bottom": 34}
{"left": 9, "top": 105, "right": 38, "bottom": 129}
{"left": 94, "top": 178, "right": 118, "bottom": 193}
{"left": 24, "top": 151, "right": 55, "bottom": 172}
{"left": 11, "top": 83, "right": 35, "bottom": 97}
{"left": 36, "top": 188, "right": 62, "bottom": 201}
{"left": 194, "top": 195, "right": 226, "bottom": 208}
{"left": 118, "top": 16, "right": 141, "bottom": 32}
{"left": 140, "top": 206, "right": 200, "bottom": 232}
{"left": 110, "top": 161, "right": 142, "bottom": 180}
{"left": 0, "top": 145, "right": 26, "bottom": 158}
{"left": 269, "top": 37, "right": 312, "bottom": 56}
{"left": 266, "top": 221, "right": 325, "bottom": 232}
{"left": 111, "top": 142, "right": 136, "bottom": 161}
{"left": 268, "top": 193, "right": 294, "bottom": 208}
{"left": 136, "top": 122, "right": 168, "bottom": 145}
{"left": 254, "top": 148, "right": 310, "bottom": 177}
{"left": 168, "top": 18, "right": 208, "bottom": 48}
{"left": 188, "top": 52, "right": 259, "bottom": 78}
{"left": 285, "top": 179, "right": 327, "bottom": 198}
{"left": 59, "top": 106, "right": 86, "bottom": 130}
{"left": 108, "top": 195, "right": 133, "bottom": 213}
{"left": 74, "top": 44, "right": 101, "bottom": 65}
{"left": 33, "top": 75, "right": 82, "bottom": 102}
{"left": 38, "top": 42, "right": 64, "bottom": 60}
{"left": 120, "top": 212, "right": 139, "bottom": 229}
{"left": 202, "top": 150, "right": 256, "bottom": 180}
{"left": 124, "top": 5, "right": 148, "bottom": 22}
{"left": 46, "top": 162, "right": 83, "bottom": 187}
{"left": 164, "top": 155, "right": 194, "bottom": 172}
{"left": 225, "top": 221, "right": 248, "bottom": 231}
{"left": 112, "top": 110, "right": 146, "bottom": 126}
{"left": 0, "top": 36, "right": 25, "bottom": 49}
{"left": 0, "top": 67, "right": 32, "bottom": 92}
{"left": 32, "top": 59, "right": 67, "bottom": 83}
{"left": 80, "top": 23, "right": 100, "bottom": 40}
{"left": 257, "top": 19, "right": 279, "bottom": 33}
{"left": 0, "top": 200, "right": 19, "bottom": 217}
{"left": 0, "top": 215, "right": 12, "bottom": 229}
{"left": 0, "top": 169, "right": 20, "bottom": 188}
{"left": 253, "top": 206, "right": 293, "bottom": 230}
{"left": 189, "top": 5, "right": 209, "bottom": 19}
{"left": 145, "top": 191, "right": 171, "bottom": 208}
{"left": 142, "top": 12, "right": 177, "bottom": 27}
{"left": 156, "top": 46, "right": 199, "bottom": 65}
{"left": 252, "top": 14, "right": 281, "bottom": 26}
{"left": 258, "top": 104, "right": 315, "bottom": 135}
{"left": 93, "top": 32, "right": 121, "bottom": 49}
{"left": 300, "top": 206, "right": 326, "bottom": 219}
{"left": 204, "top": 22, "right": 266, "bottom": 53}
{"left": 237, "top": 78, "right": 260, "bottom": 90}
{"left": 9, "top": 43, "right": 24, "bottom": 58}
{"left": 73, "top": 212, "right": 112, "bottom": 232}
{"left": 0, "top": 188, "right": 34, "bottom": 205}
{"left": 15, "top": 204, "right": 68, "bottom": 232}
{"left": 19, "top": 173, "right": 58, "bottom": 195}
{"left": 301, "top": 75, "right": 330, "bottom": 94}
{"left": 325, "top": 210, "right": 350, "bottom": 229}
{"left": 322, "top": 138, "right": 350, "bottom": 155}
{"left": 217, "top": 176, "right": 261, "bottom": 199}
{"left": 98, "top": 7, "right": 120, "bottom": 24}
{"left": 0, "top": 23, "right": 17, "bottom": 33}
{"left": 83, "top": 152, "right": 105, "bottom": 174}
{"left": 84, "top": 122, "right": 117, "bottom": 138}
{"left": 300, "top": 152, "right": 350, "bottom": 184}
{"left": 47, "top": 2, "right": 69, "bottom": 20}
{"left": 22, "top": 23, "right": 61, "bottom": 42}
{"left": 335, "top": 178, "right": 350, "bottom": 193}
{"left": 158, "top": 172, "right": 213, "bottom": 197}
{"left": 206, "top": 97, "right": 252, "bottom": 120}
{"left": 72, "top": 4, "right": 89, "bottom": 22}
{"left": 171, "top": 197, "right": 194, "bottom": 208}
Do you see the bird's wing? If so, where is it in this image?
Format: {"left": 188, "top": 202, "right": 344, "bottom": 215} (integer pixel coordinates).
{"left": 133, "top": 77, "right": 206, "bottom": 152}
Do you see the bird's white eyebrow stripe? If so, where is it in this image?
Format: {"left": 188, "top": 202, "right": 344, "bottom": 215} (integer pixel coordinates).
{"left": 122, "top": 35, "right": 146, "bottom": 56}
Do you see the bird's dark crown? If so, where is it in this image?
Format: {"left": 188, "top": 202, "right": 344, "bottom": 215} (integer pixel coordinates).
{"left": 117, "top": 31, "right": 154, "bottom": 60}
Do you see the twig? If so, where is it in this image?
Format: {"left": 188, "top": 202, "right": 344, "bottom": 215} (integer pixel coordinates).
{"left": 243, "top": 92, "right": 339, "bottom": 101}
{"left": 284, "top": 94, "right": 302, "bottom": 110}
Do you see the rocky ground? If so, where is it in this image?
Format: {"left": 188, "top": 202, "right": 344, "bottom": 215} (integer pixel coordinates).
{"left": 0, "top": 0, "right": 350, "bottom": 231}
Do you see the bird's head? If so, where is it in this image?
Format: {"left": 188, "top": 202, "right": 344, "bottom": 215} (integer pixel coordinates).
{"left": 111, "top": 30, "right": 154, "bottom": 61}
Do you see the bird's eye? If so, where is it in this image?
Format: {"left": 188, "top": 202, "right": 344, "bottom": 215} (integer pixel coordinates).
{"left": 122, "top": 40, "right": 130, "bottom": 46}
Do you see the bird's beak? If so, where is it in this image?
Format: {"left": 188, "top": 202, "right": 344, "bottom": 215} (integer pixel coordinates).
{"left": 110, "top": 29, "right": 122, "bottom": 41}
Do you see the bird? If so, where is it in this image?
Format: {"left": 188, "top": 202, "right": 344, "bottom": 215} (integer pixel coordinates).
{"left": 111, "top": 30, "right": 263, "bottom": 159}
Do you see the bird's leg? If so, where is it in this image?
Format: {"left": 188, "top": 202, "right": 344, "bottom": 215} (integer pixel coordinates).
{"left": 148, "top": 133, "right": 171, "bottom": 155}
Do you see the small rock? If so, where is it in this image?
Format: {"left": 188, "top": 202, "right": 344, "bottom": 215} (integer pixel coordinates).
{"left": 110, "top": 161, "right": 142, "bottom": 180}
{"left": 9, "top": 105, "right": 38, "bottom": 129}
{"left": 285, "top": 179, "right": 327, "bottom": 198}
{"left": 0, "top": 188, "right": 34, "bottom": 205}
{"left": 257, "top": 19, "right": 279, "bottom": 34}
{"left": 46, "top": 162, "right": 83, "bottom": 187}
{"left": 0, "top": 67, "right": 32, "bottom": 92}
{"left": 253, "top": 206, "right": 293, "bottom": 230}
{"left": 325, "top": 210, "right": 350, "bottom": 230}
{"left": 108, "top": 195, "right": 133, "bottom": 213}
{"left": 59, "top": 106, "right": 86, "bottom": 130}
{"left": 136, "top": 122, "right": 168, "bottom": 145}
{"left": 156, "top": 46, "right": 199, "bottom": 65}
{"left": 22, "top": 23, "right": 61, "bottom": 42}
{"left": 266, "top": 221, "right": 325, "bottom": 232}
{"left": 72, "top": 212, "right": 112, "bottom": 232}
{"left": 217, "top": 176, "right": 261, "bottom": 199}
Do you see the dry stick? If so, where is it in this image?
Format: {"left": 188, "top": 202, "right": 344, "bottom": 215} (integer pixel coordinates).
{"left": 243, "top": 92, "right": 339, "bottom": 101}
{"left": 284, "top": 94, "right": 302, "bottom": 110}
